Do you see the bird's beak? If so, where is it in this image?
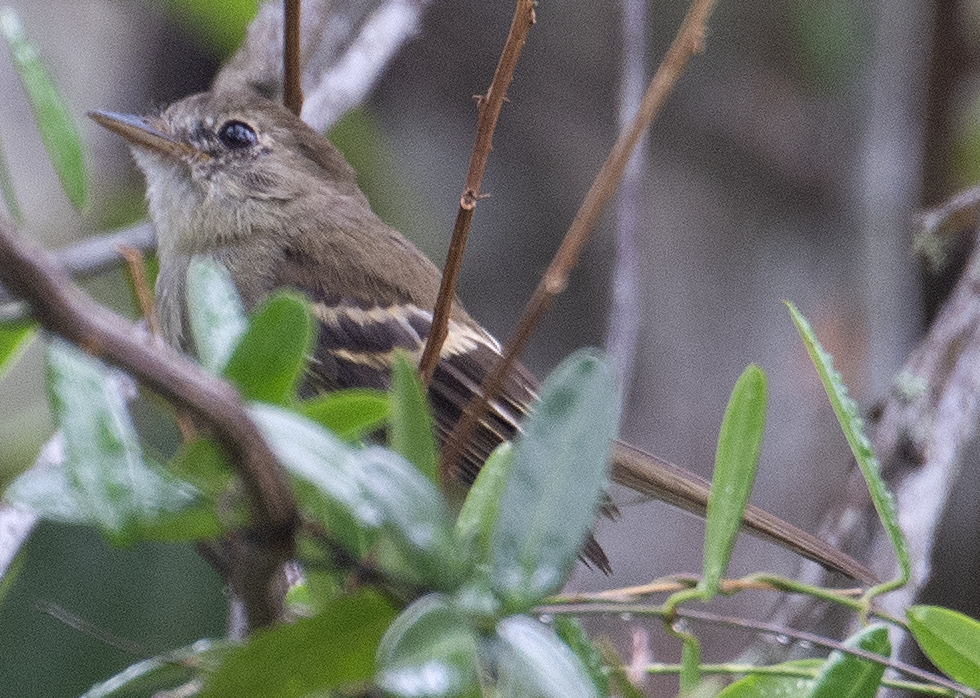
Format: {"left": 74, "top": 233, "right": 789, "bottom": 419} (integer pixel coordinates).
{"left": 88, "top": 110, "right": 202, "bottom": 160}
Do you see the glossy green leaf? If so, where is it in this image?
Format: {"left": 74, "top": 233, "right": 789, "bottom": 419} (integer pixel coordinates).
{"left": 223, "top": 292, "right": 314, "bottom": 405}
{"left": 19, "top": 341, "right": 203, "bottom": 544}
{"left": 490, "top": 350, "right": 619, "bottom": 611}
{"left": 186, "top": 257, "right": 247, "bottom": 374}
{"left": 716, "top": 659, "right": 822, "bottom": 698}
{"left": 0, "top": 136, "right": 23, "bottom": 222}
{"left": 377, "top": 594, "right": 480, "bottom": 698}
{"left": 700, "top": 365, "right": 767, "bottom": 597}
{"left": 251, "top": 404, "right": 459, "bottom": 584}
{"left": 907, "top": 605, "right": 980, "bottom": 689}
{"left": 807, "top": 624, "right": 890, "bottom": 698}
{"left": 787, "top": 302, "right": 909, "bottom": 595}
{"left": 299, "top": 388, "right": 389, "bottom": 440}
{"left": 0, "top": 8, "right": 87, "bottom": 209}
{"left": 80, "top": 638, "right": 231, "bottom": 698}
{"left": 358, "top": 445, "right": 461, "bottom": 590}
{"left": 389, "top": 353, "right": 438, "bottom": 482}
{"left": 0, "top": 321, "right": 36, "bottom": 382}
{"left": 250, "top": 404, "right": 379, "bottom": 552}
{"left": 495, "top": 615, "right": 600, "bottom": 698}
{"left": 456, "top": 442, "right": 514, "bottom": 564}
{"left": 553, "top": 616, "right": 609, "bottom": 698}
{"left": 200, "top": 591, "right": 397, "bottom": 698}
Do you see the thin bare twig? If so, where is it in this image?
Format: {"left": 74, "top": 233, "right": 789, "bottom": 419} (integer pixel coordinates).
{"left": 538, "top": 603, "right": 976, "bottom": 697}
{"left": 441, "top": 0, "right": 720, "bottom": 477}
{"left": 419, "top": 0, "right": 536, "bottom": 390}
{"left": 283, "top": 0, "right": 303, "bottom": 114}
{"left": 117, "top": 245, "right": 161, "bottom": 339}
{"left": 0, "top": 218, "right": 297, "bottom": 631}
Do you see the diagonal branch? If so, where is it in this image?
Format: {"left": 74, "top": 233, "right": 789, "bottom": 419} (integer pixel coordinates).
{"left": 0, "top": 217, "right": 297, "bottom": 630}
{"left": 419, "top": 0, "right": 536, "bottom": 388}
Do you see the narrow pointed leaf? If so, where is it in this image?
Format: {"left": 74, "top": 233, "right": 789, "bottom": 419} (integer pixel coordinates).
{"left": 456, "top": 442, "right": 514, "bottom": 564}
{"left": 907, "top": 605, "right": 980, "bottom": 689}
{"left": 700, "top": 364, "right": 767, "bottom": 597}
{"left": 223, "top": 292, "right": 314, "bottom": 404}
{"left": 0, "top": 8, "right": 87, "bottom": 209}
{"left": 389, "top": 354, "right": 438, "bottom": 482}
{"left": 787, "top": 301, "right": 909, "bottom": 594}
{"left": 186, "top": 257, "right": 247, "bottom": 374}
{"left": 806, "top": 624, "right": 890, "bottom": 698}
{"left": 490, "top": 350, "right": 619, "bottom": 610}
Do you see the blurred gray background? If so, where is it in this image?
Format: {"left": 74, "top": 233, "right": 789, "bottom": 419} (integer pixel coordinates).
{"left": 1, "top": 0, "right": 977, "bottom": 694}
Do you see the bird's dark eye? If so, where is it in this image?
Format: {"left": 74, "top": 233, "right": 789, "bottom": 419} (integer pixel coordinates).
{"left": 217, "top": 120, "right": 258, "bottom": 149}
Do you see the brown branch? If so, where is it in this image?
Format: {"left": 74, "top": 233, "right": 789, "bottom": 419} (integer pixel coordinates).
{"left": 283, "top": 0, "right": 303, "bottom": 115}
{"left": 117, "top": 245, "right": 161, "bottom": 339}
{"left": 0, "top": 218, "right": 297, "bottom": 631}
{"left": 419, "top": 0, "right": 536, "bottom": 388}
{"left": 441, "top": 0, "right": 719, "bottom": 477}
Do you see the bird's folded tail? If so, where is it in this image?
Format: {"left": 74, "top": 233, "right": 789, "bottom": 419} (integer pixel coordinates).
{"left": 610, "top": 441, "right": 877, "bottom": 586}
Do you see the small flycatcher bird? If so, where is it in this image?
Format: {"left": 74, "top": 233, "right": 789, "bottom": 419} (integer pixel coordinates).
{"left": 90, "top": 90, "right": 874, "bottom": 583}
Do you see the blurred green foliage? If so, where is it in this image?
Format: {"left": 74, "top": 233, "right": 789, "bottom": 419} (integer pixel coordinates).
{"left": 788, "top": 0, "right": 868, "bottom": 94}
{"left": 164, "top": 0, "right": 259, "bottom": 57}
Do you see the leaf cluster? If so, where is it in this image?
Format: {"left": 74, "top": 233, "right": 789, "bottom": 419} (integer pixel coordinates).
{"left": 3, "top": 260, "right": 620, "bottom": 697}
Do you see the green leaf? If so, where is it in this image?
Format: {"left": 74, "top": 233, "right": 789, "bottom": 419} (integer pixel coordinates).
{"left": 490, "top": 350, "right": 619, "bottom": 611}
{"left": 251, "top": 405, "right": 460, "bottom": 586}
{"left": 358, "top": 445, "right": 461, "bottom": 590}
{"left": 786, "top": 301, "right": 910, "bottom": 595}
{"left": 0, "top": 135, "right": 23, "bottom": 222}
{"left": 553, "top": 616, "right": 609, "bottom": 698}
{"left": 199, "top": 591, "right": 397, "bottom": 698}
{"left": 716, "top": 659, "right": 822, "bottom": 698}
{"left": 0, "top": 8, "right": 87, "bottom": 209}
{"left": 389, "top": 353, "right": 439, "bottom": 482}
{"left": 299, "top": 389, "right": 389, "bottom": 440}
{"left": 456, "top": 442, "right": 514, "bottom": 564}
{"left": 223, "top": 292, "right": 314, "bottom": 405}
{"left": 376, "top": 594, "right": 480, "bottom": 698}
{"left": 5, "top": 343, "right": 214, "bottom": 543}
{"left": 21, "top": 341, "right": 202, "bottom": 543}
{"left": 185, "top": 257, "right": 247, "bottom": 374}
{"left": 806, "top": 624, "right": 890, "bottom": 698}
{"left": 699, "top": 365, "right": 767, "bottom": 597}
{"left": 495, "top": 616, "right": 600, "bottom": 698}
{"left": 79, "top": 639, "right": 231, "bottom": 698}
{"left": 250, "top": 404, "right": 380, "bottom": 553}
{"left": 0, "top": 321, "right": 36, "bottom": 382}
{"left": 907, "top": 605, "right": 980, "bottom": 689}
